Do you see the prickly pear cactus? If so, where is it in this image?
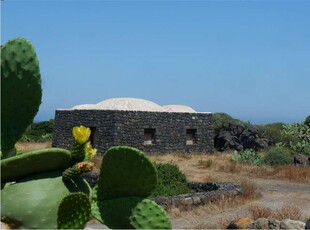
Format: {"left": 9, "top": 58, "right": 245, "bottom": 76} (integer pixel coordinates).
{"left": 92, "top": 146, "right": 172, "bottom": 229}
{"left": 1, "top": 38, "right": 42, "bottom": 158}
{"left": 57, "top": 192, "right": 91, "bottom": 229}
{"left": 97, "top": 146, "right": 158, "bottom": 199}
{"left": 1, "top": 170, "right": 91, "bottom": 229}
{"left": 1, "top": 148, "right": 71, "bottom": 183}
{"left": 0, "top": 127, "right": 95, "bottom": 229}
{"left": 1, "top": 36, "right": 171, "bottom": 229}
{"left": 1, "top": 125, "right": 96, "bottom": 229}
{"left": 130, "top": 198, "right": 172, "bottom": 229}
{"left": 94, "top": 196, "right": 171, "bottom": 229}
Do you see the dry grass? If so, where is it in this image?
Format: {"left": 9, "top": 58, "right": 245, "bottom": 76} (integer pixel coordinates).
{"left": 248, "top": 206, "right": 273, "bottom": 219}
{"left": 167, "top": 195, "right": 251, "bottom": 219}
{"left": 273, "top": 206, "right": 303, "bottom": 221}
{"left": 197, "top": 159, "right": 214, "bottom": 169}
{"left": 216, "top": 161, "right": 242, "bottom": 174}
{"left": 91, "top": 155, "right": 103, "bottom": 173}
{"left": 149, "top": 152, "right": 310, "bottom": 183}
{"left": 276, "top": 165, "right": 310, "bottom": 182}
{"left": 15, "top": 141, "right": 52, "bottom": 152}
{"left": 239, "top": 179, "right": 262, "bottom": 200}
{"left": 248, "top": 205, "right": 304, "bottom": 221}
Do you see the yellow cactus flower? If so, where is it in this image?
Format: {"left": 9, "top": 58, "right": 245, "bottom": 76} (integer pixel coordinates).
{"left": 72, "top": 125, "right": 91, "bottom": 144}
{"left": 85, "top": 142, "right": 97, "bottom": 160}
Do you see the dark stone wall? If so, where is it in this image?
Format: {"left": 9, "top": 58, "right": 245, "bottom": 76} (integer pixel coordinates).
{"left": 52, "top": 110, "right": 213, "bottom": 154}
{"left": 52, "top": 110, "right": 117, "bottom": 151}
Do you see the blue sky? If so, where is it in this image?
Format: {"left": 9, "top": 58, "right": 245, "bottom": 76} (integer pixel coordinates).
{"left": 2, "top": 1, "right": 309, "bottom": 124}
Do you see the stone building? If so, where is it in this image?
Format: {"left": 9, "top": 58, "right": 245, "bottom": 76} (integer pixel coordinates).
{"left": 52, "top": 98, "right": 213, "bottom": 154}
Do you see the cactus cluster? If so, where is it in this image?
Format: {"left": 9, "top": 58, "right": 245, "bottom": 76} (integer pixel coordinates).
{"left": 1, "top": 38, "right": 171, "bottom": 229}
{"left": 0, "top": 38, "right": 92, "bottom": 229}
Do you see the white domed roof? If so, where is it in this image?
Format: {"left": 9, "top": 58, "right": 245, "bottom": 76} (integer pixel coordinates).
{"left": 163, "top": 105, "right": 196, "bottom": 113}
{"left": 96, "top": 98, "right": 165, "bottom": 112}
{"left": 72, "top": 104, "right": 97, "bottom": 110}
{"left": 72, "top": 98, "right": 165, "bottom": 112}
{"left": 71, "top": 98, "right": 199, "bottom": 113}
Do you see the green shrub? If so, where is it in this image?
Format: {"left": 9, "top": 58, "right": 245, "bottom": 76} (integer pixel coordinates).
{"left": 213, "top": 113, "right": 243, "bottom": 135}
{"left": 256, "top": 123, "right": 285, "bottom": 144}
{"left": 256, "top": 122, "right": 301, "bottom": 147}
{"left": 263, "top": 147, "right": 293, "bottom": 166}
{"left": 279, "top": 122, "right": 310, "bottom": 155}
{"left": 20, "top": 120, "right": 54, "bottom": 142}
{"left": 305, "top": 115, "right": 310, "bottom": 128}
{"left": 231, "top": 149, "right": 263, "bottom": 166}
{"left": 151, "top": 163, "right": 191, "bottom": 197}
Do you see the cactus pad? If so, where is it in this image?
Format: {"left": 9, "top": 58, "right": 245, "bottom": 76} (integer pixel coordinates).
{"left": 57, "top": 192, "right": 91, "bottom": 229}
{"left": 71, "top": 142, "right": 86, "bottom": 162}
{"left": 97, "top": 146, "right": 157, "bottom": 200}
{"left": 93, "top": 197, "right": 171, "bottom": 229}
{"left": 1, "top": 148, "right": 72, "bottom": 183}
{"left": 62, "top": 166, "right": 80, "bottom": 181}
{"left": 1, "top": 38, "right": 42, "bottom": 156}
{"left": 1, "top": 171, "right": 91, "bottom": 229}
{"left": 130, "top": 199, "right": 172, "bottom": 229}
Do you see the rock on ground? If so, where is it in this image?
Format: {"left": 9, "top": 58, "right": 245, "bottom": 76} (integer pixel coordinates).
{"left": 280, "top": 219, "right": 306, "bottom": 229}
{"left": 247, "top": 218, "right": 306, "bottom": 229}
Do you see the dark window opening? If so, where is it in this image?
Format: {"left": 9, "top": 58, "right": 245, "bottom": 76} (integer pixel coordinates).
{"left": 144, "top": 128, "right": 156, "bottom": 145}
{"left": 186, "top": 129, "right": 197, "bottom": 145}
{"left": 89, "top": 127, "right": 97, "bottom": 147}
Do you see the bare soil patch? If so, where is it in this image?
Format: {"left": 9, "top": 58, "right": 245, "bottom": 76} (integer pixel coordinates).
{"left": 15, "top": 141, "right": 52, "bottom": 152}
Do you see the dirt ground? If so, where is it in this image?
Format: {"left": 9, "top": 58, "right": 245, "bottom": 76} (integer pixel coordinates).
{"left": 170, "top": 176, "right": 310, "bottom": 229}
{"left": 149, "top": 154, "right": 310, "bottom": 228}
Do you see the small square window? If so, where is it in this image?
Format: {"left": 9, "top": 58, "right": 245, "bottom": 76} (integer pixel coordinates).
{"left": 186, "top": 129, "right": 197, "bottom": 145}
{"left": 144, "top": 129, "right": 156, "bottom": 145}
